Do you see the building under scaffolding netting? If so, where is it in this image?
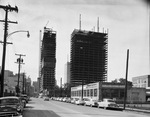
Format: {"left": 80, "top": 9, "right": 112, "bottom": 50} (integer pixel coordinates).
{"left": 70, "top": 29, "right": 108, "bottom": 87}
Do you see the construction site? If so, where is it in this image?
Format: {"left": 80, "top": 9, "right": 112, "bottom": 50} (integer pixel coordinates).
{"left": 70, "top": 28, "right": 108, "bottom": 86}
{"left": 40, "top": 27, "right": 56, "bottom": 95}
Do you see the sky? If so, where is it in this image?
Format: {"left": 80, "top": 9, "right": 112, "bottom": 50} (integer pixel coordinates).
{"left": 0, "top": 0, "right": 149, "bottom": 86}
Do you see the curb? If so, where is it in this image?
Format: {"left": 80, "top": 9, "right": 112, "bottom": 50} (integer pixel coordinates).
{"left": 124, "top": 108, "right": 150, "bottom": 114}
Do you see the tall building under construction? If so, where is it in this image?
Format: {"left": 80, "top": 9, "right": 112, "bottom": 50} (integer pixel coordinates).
{"left": 41, "top": 27, "right": 56, "bottom": 95}
{"left": 70, "top": 29, "right": 108, "bottom": 86}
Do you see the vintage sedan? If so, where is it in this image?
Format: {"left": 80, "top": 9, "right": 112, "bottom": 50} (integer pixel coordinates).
{"left": 44, "top": 97, "right": 50, "bottom": 101}
{"left": 97, "top": 98, "right": 119, "bottom": 109}
{"left": 71, "top": 98, "right": 79, "bottom": 104}
{"left": 66, "top": 98, "right": 72, "bottom": 103}
{"left": 20, "top": 94, "right": 29, "bottom": 103}
{"left": 75, "top": 98, "right": 85, "bottom": 105}
{"left": 0, "top": 96, "right": 24, "bottom": 117}
{"left": 84, "top": 98, "right": 98, "bottom": 107}
{"left": 19, "top": 97, "right": 26, "bottom": 108}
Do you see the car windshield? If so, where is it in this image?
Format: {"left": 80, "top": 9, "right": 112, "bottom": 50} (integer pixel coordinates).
{"left": 92, "top": 100, "right": 97, "bottom": 102}
{"left": 107, "top": 100, "right": 115, "bottom": 102}
{"left": 84, "top": 98, "right": 90, "bottom": 101}
{"left": 21, "top": 95, "right": 27, "bottom": 98}
{"left": 0, "top": 99, "right": 19, "bottom": 105}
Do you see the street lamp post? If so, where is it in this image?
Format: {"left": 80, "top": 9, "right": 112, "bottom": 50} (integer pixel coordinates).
{"left": 0, "top": 4, "right": 18, "bottom": 97}
{"left": 0, "top": 30, "right": 30, "bottom": 97}
{"left": 7, "top": 30, "right": 30, "bottom": 39}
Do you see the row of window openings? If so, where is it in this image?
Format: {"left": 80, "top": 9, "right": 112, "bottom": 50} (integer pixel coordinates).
{"left": 71, "top": 89, "right": 97, "bottom": 97}
{"left": 133, "top": 80, "right": 147, "bottom": 84}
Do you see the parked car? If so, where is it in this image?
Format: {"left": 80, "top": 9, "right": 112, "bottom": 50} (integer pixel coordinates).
{"left": 97, "top": 98, "right": 119, "bottom": 109}
{"left": 59, "top": 97, "right": 64, "bottom": 101}
{"left": 66, "top": 98, "right": 72, "bottom": 103}
{"left": 0, "top": 96, "right": 24, "bottom": 117}
{"left": 20, "top": 94, "right": 29, "bottom": 103}
{"left": 44, "top": 97, "right": 50, "bottom": 101}
{"left": 62, "top": 97, "right": 68, "bottom": 102}
{"left": 20, "top": 96, "right": 27, "bottom": 108}
{"left": 71, "top": 98, "right": 78, "bottom": 104}
{"left": 84, "top": 98, "right": 98, "bottom": 107}
{"left": 51, "top": 97, "right": 55, "bottom": 100}
{"left": 75, "top": 98, "right": 85, "bottom": 105}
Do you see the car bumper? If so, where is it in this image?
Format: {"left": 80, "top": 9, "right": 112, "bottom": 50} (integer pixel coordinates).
{"left": 0, "top": 111, "right": 22, "bottom": 117}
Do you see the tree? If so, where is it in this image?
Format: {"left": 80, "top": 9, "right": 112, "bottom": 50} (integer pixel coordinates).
{"left": 111, "top": 79, "right": 118, "bottom": 83}
{"left": 63, "top": 83, "right": 71, "bottom": 97}
{"left": 119, "top": 78, "right": 132, "bottom": 86}
{"left": 111, "top": 78, "right": 132, "bottom": 87}
{"left": 54, "top": 85, "right": 60, "bottom": 97}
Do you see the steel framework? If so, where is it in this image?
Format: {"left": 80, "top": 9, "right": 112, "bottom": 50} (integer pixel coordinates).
{"left": 70, "top": 29, "right": 108, "bottom": 86}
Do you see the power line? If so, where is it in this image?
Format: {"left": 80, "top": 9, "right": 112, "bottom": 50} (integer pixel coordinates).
{"left": 0, "top": 4, "right": 18, "bottom": 97}
{"left": 15, "top": 53, "right": 25, "bottom": 96}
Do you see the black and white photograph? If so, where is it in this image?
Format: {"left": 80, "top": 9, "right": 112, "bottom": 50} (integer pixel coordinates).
{"left": 0, "top": 0, "right": 150, "bottom": 117}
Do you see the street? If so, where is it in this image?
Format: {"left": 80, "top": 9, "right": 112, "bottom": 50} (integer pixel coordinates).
{"left": 23, "top": 98, "right": 149, "bottom": 117}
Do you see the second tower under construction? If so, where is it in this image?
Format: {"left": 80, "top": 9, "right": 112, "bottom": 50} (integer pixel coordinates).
{"left": 70, "top": 29, "right": 108, "bottom": 86}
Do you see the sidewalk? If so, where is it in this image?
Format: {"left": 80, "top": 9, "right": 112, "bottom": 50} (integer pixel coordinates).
{"left": 124, "top": 107, "right": 150, "bottom": 114}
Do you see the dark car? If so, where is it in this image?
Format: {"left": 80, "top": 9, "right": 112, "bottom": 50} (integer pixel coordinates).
{"left": 20, "top": 94, "right": 29, "bottom": 103}
{"left": 20, "top": 96, "right": 27, "bottom": 108}
{"left": 0, "top": 96, "right": 24, "bottom": 117}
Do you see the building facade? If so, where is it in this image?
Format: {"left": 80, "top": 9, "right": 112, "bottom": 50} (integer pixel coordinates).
{"left": 70, "top": 29, "right": 108, "bottom": 86}
{"left": 41, "top": 27, "right": 56, "bottom": 96}
{"left": 33, "top": 81, "right": 39, "bottom": 93}
{"left": 0, "top": 70, "right": 27, "bottom": 96}
{"left": 132, "top": 75, "right": 150, "bottom": 88}
{"left": 132, "top": 75, "right": 150, "bottom": 100}
{"left": 64, "top": 62, "right": 70, "bottom": 84}
{"left": 71, "top": 82, "right": 125, "bottom": 101}
{"left": 71, "top": 82, "right": 146, "bottom": 103}
{"left": 127, "top": 87, "right": 146, "bottom": 103}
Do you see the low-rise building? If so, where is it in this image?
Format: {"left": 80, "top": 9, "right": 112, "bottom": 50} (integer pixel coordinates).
{"left": 132, "top": 75, "right": 150, "bottom": 88}
{"left": 132, "top": 75, "right": 150, "bottom": 101}
{"left": 127, "top": 87, "right": 146, "bottom": 103}
{"left": 71, "top": 81, "right": 146, "bottom": 103}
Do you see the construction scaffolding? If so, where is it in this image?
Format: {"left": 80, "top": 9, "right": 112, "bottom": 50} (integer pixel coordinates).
{"left": 41, "top": 27, "right": 56, "bottom": 95}
{"left": 70, "top": 29, "right": 108, "bottom": 86}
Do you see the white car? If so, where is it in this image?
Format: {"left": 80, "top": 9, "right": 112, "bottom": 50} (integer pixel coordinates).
{"left": 97, "top": 98, "right": 119, "bottom": 109}
{"left": 62, "top": 97, "right": 68, "bottom": 102}
{"left": 71, "top": 98, "right": 78, "bottom": 104}
{"left": 84, "top": 98, "right": 98, "bottom": 107}
{"left": 75, "top": 98, "right": 85, "bottom": 105}
{"left": 44, "top": 97, "right": 49, "bottom": 101}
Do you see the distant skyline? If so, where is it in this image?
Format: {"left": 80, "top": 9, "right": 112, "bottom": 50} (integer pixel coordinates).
{"left": 0, "top": 0, "right": 149, "bottom": 86}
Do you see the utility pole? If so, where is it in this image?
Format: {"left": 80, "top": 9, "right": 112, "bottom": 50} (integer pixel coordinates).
{"left": 22, "top": 72, "right": 25, "bottom": 94}
{"left": 123, "top": 49, "right": 129, "bottom": 110}
{"left": 15, "top": 54, "right": 25, "bottom": 96}
{"left": 81, "top": 80, "right": 84, "bottom": 100}
{"left": 24, "top": 78, "right": 26, "bottom": 94}
{"left": 60, "top": 78, "right": 62, "bottom": 97}
{"left": 0, "top": 5, "right": 18, "bottom": 97}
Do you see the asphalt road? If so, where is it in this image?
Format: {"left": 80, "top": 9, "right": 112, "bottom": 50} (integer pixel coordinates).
{"left": 23, "top": 98, "right": 149, "bottom": 117}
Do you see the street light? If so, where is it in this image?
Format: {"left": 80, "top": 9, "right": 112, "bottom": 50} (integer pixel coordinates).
{"left": 7, "top": 30, "right": 30, "bottom": 39}
{"left": 0, "top": 30, "right": 30, "bottom": 97}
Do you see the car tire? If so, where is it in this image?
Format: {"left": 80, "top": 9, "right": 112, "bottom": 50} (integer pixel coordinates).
{"left": 20, "top": 111, "right": 23, "bottom": 115}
